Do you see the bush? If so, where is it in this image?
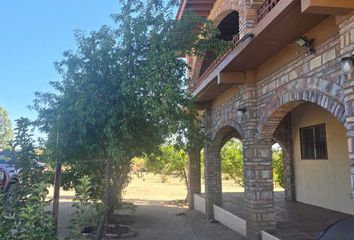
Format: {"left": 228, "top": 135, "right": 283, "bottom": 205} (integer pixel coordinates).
{"left": 66, "top": 176, "right": 103, "bottom": 240}
{"left": 0, "top": 118, "right": 55, "bottom": 240}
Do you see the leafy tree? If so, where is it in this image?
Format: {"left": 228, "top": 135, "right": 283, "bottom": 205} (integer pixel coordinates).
{"left": 220, "top": 139, "right": 244, "bottom": 187}
{"left": 33, "top": 0, "right": 231, "bottom": 237}
{"left": 0, "top": 107, "right": 13, "bottom": 149}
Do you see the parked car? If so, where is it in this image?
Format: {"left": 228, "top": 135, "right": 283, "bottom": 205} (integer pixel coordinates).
{"left": 0, "top": 150, "right": 48, "bottom": 195}
{"left": 0, "top": 150, "right": 18, "bottom": 199}
{"left": 318, "top": 217, "right": 354, "bottom": 240}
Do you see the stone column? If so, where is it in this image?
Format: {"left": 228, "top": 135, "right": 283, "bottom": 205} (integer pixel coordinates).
{"left": 188, "top": 148, "right": 201, "bottom": 209}
{"left": 273, "top": 114, "right": 296, "bottom": 202}
{"left": 282, "top": 114, "right": 296, "bottom": 202}
{"left": 203, "top": 106, "right": 222, "bottom": 219}
{"left": 243, "top": 141, "right": 276, "bottom": 240}
{"left": 204, "top": 142, "right": 222, "bottom": 218}
{"left": 339, "top": 14, "right": 354, "bottom": 206}
{"left": 241, "top": 84, "right": 276, "bottom": 240}
{"left": 239, "top": 0, "right": 259, "bottom": 38}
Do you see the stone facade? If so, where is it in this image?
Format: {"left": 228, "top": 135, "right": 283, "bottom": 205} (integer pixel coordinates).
{"left": 340, "top": 14, "right": 354, "bottom": 200}
{"left": 183, "top": 1, "right": 354, "bottom": 239}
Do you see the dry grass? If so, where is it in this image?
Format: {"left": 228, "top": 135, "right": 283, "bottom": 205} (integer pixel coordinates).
{"left": 123, "top": 173, "right": 247, "bottom": 201}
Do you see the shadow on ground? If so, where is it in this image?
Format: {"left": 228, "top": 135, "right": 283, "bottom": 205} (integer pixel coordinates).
{"left": 127, "top": 200, "right": 244, "bottom": 240}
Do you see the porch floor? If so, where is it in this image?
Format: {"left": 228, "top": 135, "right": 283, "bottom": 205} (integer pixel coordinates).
{"left": 203, "top": 191, "right": 352, "bottom": 240}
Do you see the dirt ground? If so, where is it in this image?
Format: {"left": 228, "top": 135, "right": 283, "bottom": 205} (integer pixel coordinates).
{"left": 53, "top": 173, "right": 245, "bottom": 239}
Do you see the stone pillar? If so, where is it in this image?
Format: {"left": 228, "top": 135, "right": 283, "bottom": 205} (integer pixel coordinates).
{"left": 188, "top": 148, "right": 201, "bottom": 209}
{"left": 273, "top": 114, "right": 296, "bottom": 202}
{"left": 241, "top": 84, "right": 276, "bottom": 240}
{"left": 204, "top": 142, "right": 222, "bottom": 219}
{"left": 243, "top": 141, "right": 276, "bottom": 240}
{"left": 339, "top": 14, "right": 354, "bottom": 206}
{"left": 282, "top": 114, "right": 296, "bottom": 202}
{"left": 239, "top": 1, "right": 257, "bottom": 38}
{"left": 345, "top": 87, "right": 354, "bottom": 200}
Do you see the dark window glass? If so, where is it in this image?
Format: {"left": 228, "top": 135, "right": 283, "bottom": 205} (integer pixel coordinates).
{"left": 300, "top": 124, "right": 328, "bottom": 160}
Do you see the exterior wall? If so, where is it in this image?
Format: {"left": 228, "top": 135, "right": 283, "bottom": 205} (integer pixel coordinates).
{"left": 292, "top": 103, "right": 353, "bottom": 214}
{"left": 187, "top": 1, "right": 354, "bottom": 237}
{"left": 339, "top": 11, "right": 354, "bottom": 201}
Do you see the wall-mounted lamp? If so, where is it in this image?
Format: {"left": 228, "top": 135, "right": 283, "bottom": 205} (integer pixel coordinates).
{"left": 341, "top": 55, "right": 354, "bottom": 74}
{"left": 237, "top": 107, "right": 247, "bottom": 114}
{"left": 295, "top": 36, "right": 315, "bottom": 54}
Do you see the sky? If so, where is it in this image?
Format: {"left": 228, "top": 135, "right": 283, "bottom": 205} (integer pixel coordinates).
{"left": 0, "top": 0, "right": 120, "bottom": 136}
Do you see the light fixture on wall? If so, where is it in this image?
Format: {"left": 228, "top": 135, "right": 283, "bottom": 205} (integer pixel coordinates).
{"left": 341, "top": 55, "right": 354, "bottom": 74}
{"left": 295, "top": 36, "right": 315, "bottom": 54}
{"left": 237, "top": 107, "right": 247, "bottom": 114}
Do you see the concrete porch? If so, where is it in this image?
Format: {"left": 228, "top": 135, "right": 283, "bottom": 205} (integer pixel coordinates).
{"left": 195, "top": 191, "right": 352, "bottom": 240}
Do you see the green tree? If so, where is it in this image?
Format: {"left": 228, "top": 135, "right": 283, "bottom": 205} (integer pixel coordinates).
{"left": 0, "top": 107, "right": 13, "bottom": 149}
{"left": 33, "top": 0, "right": 230, "bottom": 237}
{"left": 220, "top": 139, "right": 244, "bottom": 187}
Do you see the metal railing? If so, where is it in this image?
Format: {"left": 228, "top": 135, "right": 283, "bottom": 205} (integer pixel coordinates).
{"left": 192, "top": 34, "right": 240, "bottom": 91}
{"left": 256, "top": 0, "right": 281, "bottom": 23}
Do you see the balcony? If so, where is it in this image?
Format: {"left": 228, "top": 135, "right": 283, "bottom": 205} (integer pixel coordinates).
{"left": 191, "top": 0, "right": 328, "bottom": 102}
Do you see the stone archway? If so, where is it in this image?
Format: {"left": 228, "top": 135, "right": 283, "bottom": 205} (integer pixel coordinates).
{"left": 256, "top": 79, "right": 345, "bottom": 142}
{"left": 204, "top": 124, "right": 243, "bottom": 218}
{"left": 191, "top": 8, "right": 240, "bottom": 88}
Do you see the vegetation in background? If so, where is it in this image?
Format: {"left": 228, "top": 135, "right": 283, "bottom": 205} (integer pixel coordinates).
{"left": 0, "top": 118, "right": 54, "bottom": 240}
{"left": 220, "top": 139, "right": 244, "bottom": 187}
{"left": 0, "top": 106, "right": 13, "bottom": 150}
{"left": 273, "top": 148, "right": 284, "bottom": 188}
{"left": 142, "top": 139, "right": 284, "bottom": 194}
{"left": 145, "top": 145, "right": 189, "bottom": 198}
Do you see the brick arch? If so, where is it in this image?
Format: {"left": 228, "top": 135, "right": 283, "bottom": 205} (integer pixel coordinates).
{"left": 209, "top": 0, "right": 241, "bottom": 25}
{"left": 211, "top": 121, "right": 243, "bottom": 150}
{"left": 192, "top": 4, "right": 241, "bottom": 82}
{"left": 256, "top": 79, "right": 346, "bottom": 142}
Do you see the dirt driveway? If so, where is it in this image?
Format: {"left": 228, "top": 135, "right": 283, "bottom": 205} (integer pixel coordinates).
{"left": 55, "top": 174, "right": 244, "bottom": 239}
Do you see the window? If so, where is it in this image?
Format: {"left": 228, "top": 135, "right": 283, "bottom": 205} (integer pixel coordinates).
{"left": 300, "top": 123, "right": 328, "bottom": 160}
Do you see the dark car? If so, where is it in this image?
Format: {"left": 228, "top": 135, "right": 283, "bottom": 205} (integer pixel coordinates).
{"left": 318, "top": 216, "right": 354, "bottom": 240}
{"left": 0, "top": 150, "right": 18, "bottom": 197}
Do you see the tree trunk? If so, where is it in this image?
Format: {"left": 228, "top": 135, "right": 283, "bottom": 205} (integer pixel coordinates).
{"left": 95, "top": 156, "right": 112, "bottom": 240}
{"left": 183, "top": 167, "right": 189, "bottom": 203}
{"left": 52, "top": 160, "right": 62, "bottom": 236}
{"left": 108, "top": 178, "right": 118, "bottom": 221}
{"left": 52, "top": 130, "right": 61, "bottom": 236}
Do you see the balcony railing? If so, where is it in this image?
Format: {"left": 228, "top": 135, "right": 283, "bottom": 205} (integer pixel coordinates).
{"left": 256, "top": 0, "right": 281, "bottom": 23}
{"left": 190, "top": 0, "right": 282, "bottom": 93}
{"left": 192, "top": 34, "right": 240, "bottom": 91}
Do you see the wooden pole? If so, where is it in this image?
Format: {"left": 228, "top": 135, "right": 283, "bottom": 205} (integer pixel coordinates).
{"left": 52, "top": 130, "right": 61, "bottom": 236}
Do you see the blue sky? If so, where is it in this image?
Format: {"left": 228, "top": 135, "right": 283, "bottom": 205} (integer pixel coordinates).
{"left": 0, "top": 0, "right": 120, "bottom": 134}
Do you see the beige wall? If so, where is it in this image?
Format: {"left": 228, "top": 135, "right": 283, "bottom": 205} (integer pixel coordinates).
{"left": 292, "top": 103, "right": 353, "bottom": 214}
